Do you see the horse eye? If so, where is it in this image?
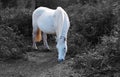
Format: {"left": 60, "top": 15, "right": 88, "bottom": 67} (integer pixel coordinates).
{"left": 64, "top": 38, "right": 66, "bottom": 41}
{"left": 64, "top": 48, "right": 66, "bottom": 50}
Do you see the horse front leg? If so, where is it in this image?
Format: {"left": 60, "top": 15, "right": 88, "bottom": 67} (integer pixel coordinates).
{"left": 43, "top": 33, "right": 50, "bottom": 50}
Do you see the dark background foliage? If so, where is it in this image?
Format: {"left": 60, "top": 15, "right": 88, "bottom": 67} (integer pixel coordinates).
{"left": 0, "top": 0, "right": 120, "bottom": 76}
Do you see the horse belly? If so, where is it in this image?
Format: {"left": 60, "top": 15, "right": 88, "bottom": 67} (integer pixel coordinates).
{"left": 37, "top": 15, "right": 55, "bottom": 34}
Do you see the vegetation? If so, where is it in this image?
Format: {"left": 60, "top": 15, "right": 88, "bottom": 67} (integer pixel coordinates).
{"left": 66, "top": 0, "right": 120, "bottom": 76}
{"left": 0, "top": 0, "right": 120, "bottom": 77}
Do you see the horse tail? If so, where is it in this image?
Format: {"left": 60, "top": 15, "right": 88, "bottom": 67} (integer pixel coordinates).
{"left": 54, "top": 7, "right": 64, "bottom": 37}
{"left": 35, "top": 28, "right": 42, "bottom": 42}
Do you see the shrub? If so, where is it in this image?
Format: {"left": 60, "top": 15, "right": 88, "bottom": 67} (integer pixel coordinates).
{"left": 67, "top": 2, "right": 115, "bottom": 44}
{"left": 10, "top": 10, "right": 32, "bottom": 36}
{"left": 35, "top": 0, "right": 59, "bottom": 9}
{"left": 73, "top": 35, "right": 120, "bottom": 77}
{"left": 0, "top": 24, "right": 25, "bottom": 60}
{"left": 0, "top": 8, "right": 32, "bottom": 60}
{"left": 70, "top": 0, "right": 120, "bottom": 76}
{"left": 0, "top": 8, "right": 33, "bottom": 37}
{"left": 1, "top": 0, "right": 17, "bottom": 8}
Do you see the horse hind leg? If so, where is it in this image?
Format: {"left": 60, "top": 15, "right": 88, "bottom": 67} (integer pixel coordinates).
{"left": 32, "top": 34, "right": 38, "bottom": 49}
{"left": 43, "top": 33, "right": 50, "bottom": 50}
{"left": 32, "top": 27, "right": 39, "bottom": 49}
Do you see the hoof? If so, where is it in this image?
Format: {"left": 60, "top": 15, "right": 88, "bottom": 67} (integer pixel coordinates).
{"left": 44, "top": 46, "right": 50, "bottom": 51}
{"left": 44, "top": 49, "right": 52, "bottom": 52}
{"left": 32, "top": 46, "right": 38, "bottom": 50}
{"left": 58, "top": 59, "right": 64, "bottom": 63}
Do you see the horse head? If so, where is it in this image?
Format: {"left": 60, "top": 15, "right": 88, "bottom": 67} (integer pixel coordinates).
{"left": 56, "top": 36, "right": 67, "bottom": 62}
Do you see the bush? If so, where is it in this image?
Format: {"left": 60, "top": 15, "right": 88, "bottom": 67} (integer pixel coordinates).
{"left": 73, "top": 35, "right": 120, "bottom": 77}
{"left": 0, "top": 8, "right": 32, "bottom": 60}
{"left": 66, "top": 1, "right": 116, "bottom": 58}
{"left": 1, "top": 0, "right": 17, "bottom": 8}
{"left": 0, "top": 24, "right": 25, "bottom": 60}
{"left": 35, "top": 0, "right": 59, "bottom": 9}
{"left": 0, "top": 8, "right": 32, "bottom": 37}
{"left": 67, "top": 2, "right": 115, "bottom": 44}
{"left": 68, "top": 1, "right": 120, "bottom": 76}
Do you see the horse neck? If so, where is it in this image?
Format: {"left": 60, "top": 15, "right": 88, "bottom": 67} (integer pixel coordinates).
{"left": 55, "top": 9, "right": 69, "bottom": 41}
{"left": 59, "top": 13, "right": 69, "bottom": 40}
{"left": 57, "top": 20, "right": 68, "bottom": 41}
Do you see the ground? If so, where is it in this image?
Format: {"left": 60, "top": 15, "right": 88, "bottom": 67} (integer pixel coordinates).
{"left": 0, "top": 44, "right": 75, "bottom": 77}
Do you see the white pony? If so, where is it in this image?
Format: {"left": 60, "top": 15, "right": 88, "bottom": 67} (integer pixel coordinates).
{"left": 32, "top": 6, "right": 70, "bottom": 62}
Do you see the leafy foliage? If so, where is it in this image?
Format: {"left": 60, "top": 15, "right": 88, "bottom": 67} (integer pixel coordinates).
{"left": 0, "top": 8, "right": 32, "bottom": 60}
{"left": 35, "top": 0, "right": 59, "bottom": 9}
{"left": 0, "top": 8, "right": 32, "bottom": 36}
{"left": 0, "top": 24, "right": 25, "bottom": 59}
{"left": 0, "top": 0, "right": 120, "bottom": 76}
{"left": 67, "top": 2, "right": 115, "bottom": 44}
{"left": 68, "top": 0, "right": 120, "bottom": 76}
{"left": 73, "top": 35, "right": 120, "bottom": 77}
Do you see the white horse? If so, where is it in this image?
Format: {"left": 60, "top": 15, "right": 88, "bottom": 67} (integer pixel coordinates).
{"left": 32, "top": 6, "right": 70, "bottom": 62}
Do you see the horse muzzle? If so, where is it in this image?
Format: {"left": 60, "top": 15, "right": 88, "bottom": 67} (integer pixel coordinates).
{"left": 58, "top": 59, "right": 64, "bottom": 63}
